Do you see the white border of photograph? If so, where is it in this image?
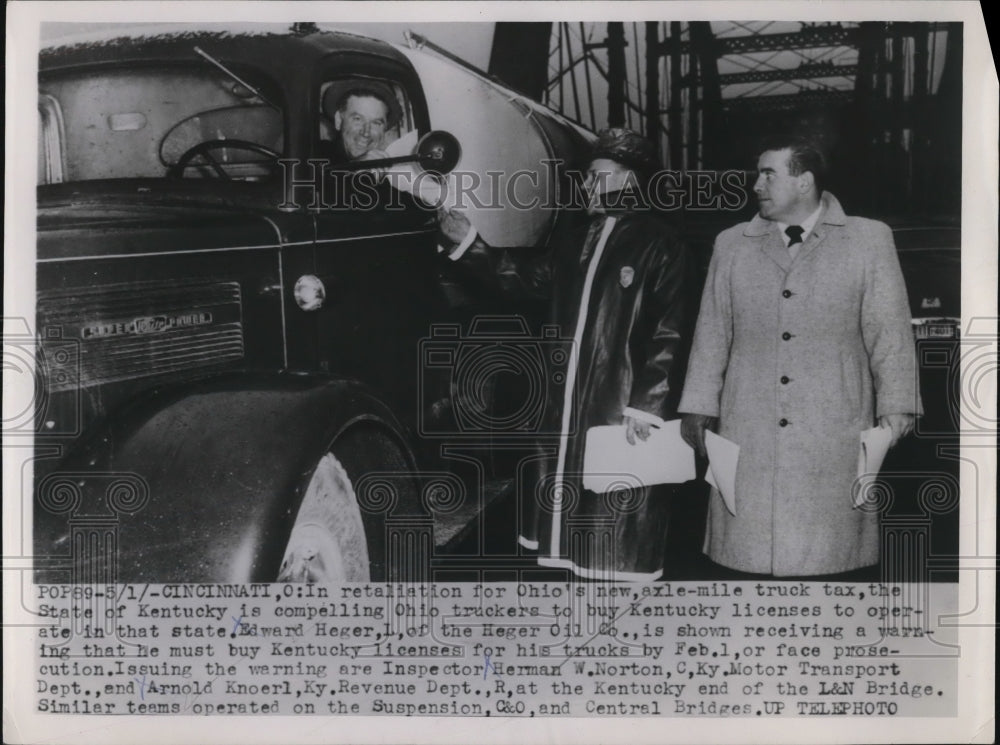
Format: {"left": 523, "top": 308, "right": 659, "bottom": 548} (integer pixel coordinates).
{"left": 4, "top": 2, "right": 995, "bottom": 744}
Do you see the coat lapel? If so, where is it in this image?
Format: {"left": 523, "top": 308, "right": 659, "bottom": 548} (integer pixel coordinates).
{"left": 744, "top": 191, "right": 849, "bottom": 271}
{"left": 791, "top": 192, "right": 848, "bottom": 265}
{"left": 744, "top": 214, "right": 790, "bottom": 273}
{"left": 792, "top": 225, "right": 829, "bottom": 265}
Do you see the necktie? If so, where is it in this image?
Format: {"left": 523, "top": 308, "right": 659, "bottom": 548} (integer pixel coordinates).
{"left": 785, "top": 225, "right": 805, "bottom": 246}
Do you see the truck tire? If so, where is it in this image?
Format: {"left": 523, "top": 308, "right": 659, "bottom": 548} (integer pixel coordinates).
{"left": 277, "top": 452, "right": 370, "bottom": 582}
{"left": 276, "top": 424, "right": 423, "bottom": 582}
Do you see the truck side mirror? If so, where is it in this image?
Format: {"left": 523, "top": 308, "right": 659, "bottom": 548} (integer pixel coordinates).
{"left": 414, "top": 130, "right": 461, "bottom": 174}
{"left": 328, "top": 130, "right": 462, "bottom": 175}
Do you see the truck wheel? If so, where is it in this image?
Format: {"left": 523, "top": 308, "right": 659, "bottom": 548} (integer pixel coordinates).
{"left": 277, "top": 452, "right": 371, "bottom": 582}
{"left": 276, "top": 425, "right": 421, "bottom": 582}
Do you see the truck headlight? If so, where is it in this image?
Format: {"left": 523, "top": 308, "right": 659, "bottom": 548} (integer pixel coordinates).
{"left": 294, "top": 275, "right": 326, "bottom": 311}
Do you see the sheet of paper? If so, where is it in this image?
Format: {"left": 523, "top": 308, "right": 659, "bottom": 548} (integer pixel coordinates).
{"left": 383, "top": 128, "right": 419, "bottom": 158}
{"left": 854, "top": 425, "right": 895, "bottom": 507}
{"left": 582, "top": 420, "right": 695, "bottom": 493}
{"left": 704, "top": 430, "right": 739, "bottom": 515}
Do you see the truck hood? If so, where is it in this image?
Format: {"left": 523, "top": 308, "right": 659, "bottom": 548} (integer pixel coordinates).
{"left": 37, "top": 187, "right": 288, "bottom": 261}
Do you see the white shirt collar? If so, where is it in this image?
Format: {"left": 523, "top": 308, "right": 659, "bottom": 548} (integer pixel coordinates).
{"left": 777, "top": 203, "right": 824, "bottom": 246}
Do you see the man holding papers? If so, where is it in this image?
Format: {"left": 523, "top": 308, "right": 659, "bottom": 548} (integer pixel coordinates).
{"left": 679, "top": 136, "right": 921, "bottom": 577}
{"left": 437, "top": 128, "right": 691, "bottom": 581}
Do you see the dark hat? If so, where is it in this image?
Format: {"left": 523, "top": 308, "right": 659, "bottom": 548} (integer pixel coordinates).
{"left": 322, "top": 79, "right": 403, "bottom": 128}
{"left": 589, "top": 128, "right": 659, "bottom": 176}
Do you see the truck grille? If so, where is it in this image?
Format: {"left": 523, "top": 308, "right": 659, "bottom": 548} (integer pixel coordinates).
{"left": 38, "top": 280, "right": 244, "bottom": 391}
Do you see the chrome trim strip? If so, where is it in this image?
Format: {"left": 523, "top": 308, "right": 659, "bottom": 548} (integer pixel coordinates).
{"left": 308, "top": 228, "right": 435, "bottom": 246}
{"left": 38, "top": 243, "right": 282, "bottom": 263}
{"left": 37, "top": 228, "right": 435, "bottom": 264}
{"left": 262, "top": 216, "right": 290, "bottom": 370}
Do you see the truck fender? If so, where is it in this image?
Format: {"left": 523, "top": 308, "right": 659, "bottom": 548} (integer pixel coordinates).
{"left": 34, "top": 372, "right": 428, "bottom": 583}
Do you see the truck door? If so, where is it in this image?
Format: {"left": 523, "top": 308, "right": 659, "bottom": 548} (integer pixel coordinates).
{"left": 280, "top": 65, "right": 446, "bottom": 426}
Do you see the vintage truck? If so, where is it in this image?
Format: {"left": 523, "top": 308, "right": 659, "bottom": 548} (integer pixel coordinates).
{"left": 31, "top": 23, "right": 593, "bottom": 584}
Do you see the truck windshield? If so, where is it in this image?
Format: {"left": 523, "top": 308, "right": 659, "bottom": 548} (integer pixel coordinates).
{"left": 38, "top": 67, "right": 284, "bottom": 184}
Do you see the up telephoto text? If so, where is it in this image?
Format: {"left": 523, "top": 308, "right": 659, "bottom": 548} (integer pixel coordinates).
{"left": 35, "top": 582, "right": 953, "bottom": 717}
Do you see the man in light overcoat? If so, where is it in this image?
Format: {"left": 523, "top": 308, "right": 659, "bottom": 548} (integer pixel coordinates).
{"left": 679, "top": 137, "right": 922, "bottom": 576}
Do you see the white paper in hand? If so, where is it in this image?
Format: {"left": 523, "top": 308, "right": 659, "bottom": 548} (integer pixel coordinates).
{"left": 854, "top": 426, "right": 894, "bottom": 507}
{"left": 704, "top": 431, "right": 739, "bottom": 515}
{"left": 582, "top": 420, "right": 695, "bottom": 493}
{"left": 384, "top": 129, "right": 419, "bottom": 159}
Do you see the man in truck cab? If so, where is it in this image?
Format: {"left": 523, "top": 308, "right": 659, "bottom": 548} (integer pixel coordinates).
{"left": 316, "top": 81, "right": 436, "bottom": 210}
{"left": 320, "top": 82, "right": 402, "bottom": 165}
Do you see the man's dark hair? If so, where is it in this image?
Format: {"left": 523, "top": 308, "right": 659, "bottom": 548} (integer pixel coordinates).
{"left": 760, "top": 136, "right": 827, "bottom": 195}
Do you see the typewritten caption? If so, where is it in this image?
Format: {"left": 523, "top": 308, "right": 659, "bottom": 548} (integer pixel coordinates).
{"left": 34, "top": 582, "right": 957, "bottom": 717}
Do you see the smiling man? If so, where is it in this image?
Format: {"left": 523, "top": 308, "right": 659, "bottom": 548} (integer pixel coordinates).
{"left": 679, "top": 136, "right": 922, "bottom": 578}
{"left": 322, "top": 85, "right": 399, "bottom": 163}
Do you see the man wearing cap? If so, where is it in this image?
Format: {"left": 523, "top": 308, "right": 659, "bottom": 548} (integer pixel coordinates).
{"left": 321, "top": 84, "right": 401, "bottom": 164}
{"left": 437, "top": 128, "right": 691, "bottom": 581}
{"left": 679, "top": 136, "right": 921, "bottom": 577}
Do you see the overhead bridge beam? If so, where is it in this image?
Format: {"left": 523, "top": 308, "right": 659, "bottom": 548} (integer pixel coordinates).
{"left": 662, "top": 22, "right": 929, "bottom": 57}
{"left": 714, "top": 27, "right": 860, "bottom": 54}
{"left": 661, "top": 27, "right": 862, "bottom": 56}
{"left": 662, "top": 22, "right": 925, "bottom": 57}
{"left": 721, "top": 89, "right": 855, "bottom": 111}
{"left": 717, "top": 63, "right": 858, "bottom": 85}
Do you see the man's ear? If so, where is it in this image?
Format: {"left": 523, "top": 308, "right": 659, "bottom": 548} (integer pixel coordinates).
{"left": 798, "top": 171, "right": 815, "bottom": 194}
{"left": 333, "top": 111, "right": 343, "bottom": 131}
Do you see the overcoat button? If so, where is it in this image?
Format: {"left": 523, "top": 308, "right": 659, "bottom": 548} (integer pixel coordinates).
{"left": 782, "top": 332, "right": 792, "bottom": 341}
{"left": 779, "top": 418, "right": 789, "bottom": 427}
{"left": 782, "top": 289, "right": 793, "bottom": 298}
{"left": 780, "top": 376, "right": 790, "bottom": 384}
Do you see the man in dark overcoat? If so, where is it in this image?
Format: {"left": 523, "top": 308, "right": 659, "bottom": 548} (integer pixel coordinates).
{"left": 679, "top": 137, "right": 922, "bottom": 576}
{"left": 437, "top": 128, "right": 690, "bottom": 580}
